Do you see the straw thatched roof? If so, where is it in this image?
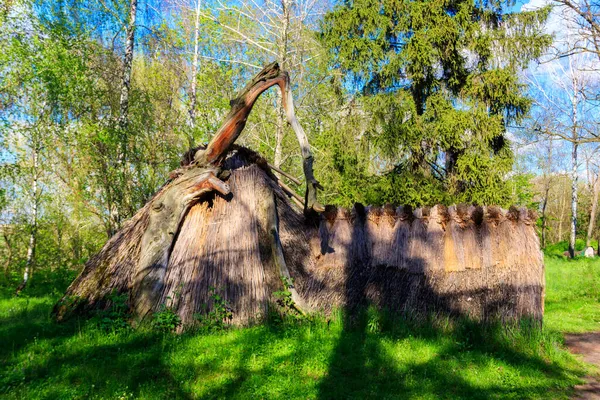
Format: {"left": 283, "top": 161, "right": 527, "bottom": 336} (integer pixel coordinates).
{"left": 53, "top": 148, "right": 544, "bottom": 328}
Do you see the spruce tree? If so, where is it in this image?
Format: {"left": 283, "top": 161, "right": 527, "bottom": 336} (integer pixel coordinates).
{"left": 322, "top": 0, "right": 552, "bottom": 205}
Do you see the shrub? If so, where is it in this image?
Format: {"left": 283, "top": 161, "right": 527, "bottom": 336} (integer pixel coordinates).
{"left": 195, "top": 286, "right": 233, "bottom": 332}
{"left": 152, "top": 303, "right": 182, "bottom": 333}
{"left": 93, "top": 291, "right": 130, "bottom": 333}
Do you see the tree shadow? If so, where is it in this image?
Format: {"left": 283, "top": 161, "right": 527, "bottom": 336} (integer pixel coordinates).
{"left": 0, "top": 294, "right": 192, "bottom": 398}
{"left": 315, "top": 204, "right": 579, "bottom": 399}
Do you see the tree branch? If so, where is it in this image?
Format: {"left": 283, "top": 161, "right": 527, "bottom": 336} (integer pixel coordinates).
{"left": 193, "top": 61, "right": 323, "bottom": 213}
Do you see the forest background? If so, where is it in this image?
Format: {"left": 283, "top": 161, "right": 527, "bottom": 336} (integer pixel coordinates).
{"left": 0, "top": 0, "right": 599, "bottom": 287}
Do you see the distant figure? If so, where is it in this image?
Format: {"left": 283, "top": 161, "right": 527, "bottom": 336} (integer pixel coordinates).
{"left": 584, "top": 247, "right": 595, "bottom": 258}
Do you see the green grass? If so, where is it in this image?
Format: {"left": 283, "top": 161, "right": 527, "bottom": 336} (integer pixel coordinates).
{"left": 544, "top": 239, "right": 598, "bottom": 258}
{"left": 544, "top": 256, "right": 600, "bottom": 333}
{"left": 0, "top": 257, "right": 597, "bottom": 399}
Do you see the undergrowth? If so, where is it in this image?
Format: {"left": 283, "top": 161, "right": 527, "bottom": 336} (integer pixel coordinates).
{"left": 195, "top": 286, "right": 233, "bottom": 332}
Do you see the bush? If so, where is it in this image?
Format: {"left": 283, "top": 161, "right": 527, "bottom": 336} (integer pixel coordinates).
{"left": 195, "top": 286, "right": 233, "bottom": 332}
{"left": 152, "top": 303, "right": 182, "bottom": 333}
{"left": 93, "top": 291, "right": 130, "bottom": 333}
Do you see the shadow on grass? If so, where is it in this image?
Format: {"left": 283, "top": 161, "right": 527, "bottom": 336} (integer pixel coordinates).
{"left": 317, "top": 311, "right": 581, "bottom": 399}
{"left": 0, "top": 291, "right": 586, "bottom": 399}
{"left": 0, "top": 292, "right": 192, "bottom": 399}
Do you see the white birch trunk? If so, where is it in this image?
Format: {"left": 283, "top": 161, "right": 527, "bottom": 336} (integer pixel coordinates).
{"left": 117, "top": 0, "right": 138, "bottom": 130}
{"left": 569, "top": 142, "right": 578, "bottom": 257}
{"left": 273, "top": 0, "right": 291, "bottom": 168}
{"left": 586, "top": 177, "right": 599, "bottom": 247}
{"left": 17, "top": 148, "right": 39, "bottom": 294}
{"left": 188, "top": 0, "right": 202, "bottom": 133}
{"left": 568, "top": 65, "right": 580, "bottom": 258}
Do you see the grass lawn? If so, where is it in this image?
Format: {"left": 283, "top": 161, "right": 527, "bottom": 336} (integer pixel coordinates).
{"left": 0, "top": 256, "right": 598, "bottom": 399}
{"left": 544, "top": 256, "right": 600, "bottom": 333}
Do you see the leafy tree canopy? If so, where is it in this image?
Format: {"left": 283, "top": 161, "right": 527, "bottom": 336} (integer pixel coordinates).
{"left": 321, "top": 0, "right": 552, "bottom": 206}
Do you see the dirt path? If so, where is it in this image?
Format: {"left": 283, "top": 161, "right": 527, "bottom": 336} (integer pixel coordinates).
{"left": 566, "top": 332, "right": 600, "bottom": 399}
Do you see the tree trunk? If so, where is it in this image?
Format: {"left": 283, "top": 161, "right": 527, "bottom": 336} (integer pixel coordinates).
{"left": 541, "top": 183, "right": 550, "bottom": 249}
{"left": 117, "top": 0, "right": 138, "bottom": 131}
{"left": 274, "top": 94, "right": 285, "bottom": 168}
{"left": 16, "top": 148, "right": 39, "bottom": 295}
{"left": 558, "top": 184, "right": 566, "bottom": 242}
{"left": 273, "top": 0, "right": 291, "bottom": 169}
{"left": 188, "top": 0, "right": 201, "bottom": 135}
{"left": 3, "top": 230, "right": 12, "bottom": 279}
{"left": 569, "top": 142, "right": 578, "bottom": 258}
{"left": 540, "top": 140, "right": 553, "bottom": 249}
{"left": 587, "top": 177, "right": 599, "bottom": 247}
{"left": 108, "top": 0, "right": 138, "bottom": 237}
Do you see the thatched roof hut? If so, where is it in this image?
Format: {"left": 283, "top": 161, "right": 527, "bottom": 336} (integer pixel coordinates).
{"left": 54, "top": 148, "right": 544, "bottom": 328}
{"left": 52, "top": 62, "right": 544, "bottom": 329}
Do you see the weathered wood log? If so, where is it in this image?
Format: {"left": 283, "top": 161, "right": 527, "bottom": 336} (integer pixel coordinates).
{"left": 192, "top": 61, "right": 323, "bottom": 214}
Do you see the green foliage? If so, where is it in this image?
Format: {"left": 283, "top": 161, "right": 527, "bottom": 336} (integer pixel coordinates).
{"left": 152, "top": 303, "right": 182, "bottom": 333}
{"left": 272, "top": 276, "right": 306, "bottom": 322}
{"left": 93, "top": 291, "right": 130, "bottom": 333}
{"left": 272, "top": 287, "right": 294, "bottom": 310}
{"left": 273, "top": 277, "right": 294, "bottom": 307}
{"left": 321, "top": 0, "right": 551, "bottom": 206}
{"left": 366, "top": 306, "right": 382, "bottom": 334}
{"left": 506, "top": 172, "right": 536, "bottom": 207}
{"left": 195, "top": 286, "right": 233, "bottom": 332}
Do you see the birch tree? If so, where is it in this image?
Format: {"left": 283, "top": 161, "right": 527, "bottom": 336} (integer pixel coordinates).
{"left": 166, "top": 0, "right": 204, "bottom": 134}
{"left": 117, "top": 0, "right": 138, "bottom": 131}
{"left": 537, "top": 138, "right": 556, "bottom": 248}
{"left": 202, "top": 0, "right": 328, "bottom": 168}
{"left": 553, "top": 0, "right": 600, "bottom": 65}
{"left": 528, "top": 53, "right": 599, "bottom": 256}
{"left": 583, "top": 145, "right": 600, "bottom": 248}
{"left": 15, "top": 135, "right": 42, "bottom": 294}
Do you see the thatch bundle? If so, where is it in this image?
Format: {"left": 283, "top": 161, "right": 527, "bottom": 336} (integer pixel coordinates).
{"left": 54, "top": 148, "right": 544, "bottom": 328}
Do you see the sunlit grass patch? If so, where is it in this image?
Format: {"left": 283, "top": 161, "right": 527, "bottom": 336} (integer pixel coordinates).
{"left": 0, "top": 256, "right": 594, "bottom": 399}
{"left": 545, "top": 256, "right": 600, "bottom": 333}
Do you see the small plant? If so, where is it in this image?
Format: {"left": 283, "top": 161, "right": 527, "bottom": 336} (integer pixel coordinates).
{"left": 272, "top": 276, "right": 304, "bottom": 321}
{"left": 94, "top": 291, "right": 130, "bottom": 333}
{"left": 195, "top": 286, "right": 233, "bottom": 332}
{"left": 367, "top": 315, "right": 381, "bottom": 333}
{"left": 152, "top": 302, "right": 182, "bottom": 333}
{"left": 152, "top": 285, "right": 184, "bottom": 333}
